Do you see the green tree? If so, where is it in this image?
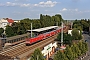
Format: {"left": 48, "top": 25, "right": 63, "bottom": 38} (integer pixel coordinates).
{"left": 81, "top": 20, "right": 89, "bottom": 31}
{"left": 5, "top": 26, "right": 15, "bottom": 37}
{"left": 72, "top": 28, "right": 80, "bottom": 40}
{"left": 30, "top": 48, "right": 45, "bottom": 60}
{"left": 54, "top": 51, "right": 68, "bottom": 60}
{"left": 10, "top": 14, "right": 64, "bottom": 35}
{"left": 0, "top": 28, "right": 4, "bottom": 36}
{"left": 78, "top": 30, "right": 82, "bottom": 40}
{"left": 17, "top": 22, "right": 26, "bottom": 35}
{"left": 12, "top": 22, "right": 18, "bottom": 35}
{"left": 71, "top": 43, "right": 81, "bottom": 58}
{"left": 40, "top": 14, "right": 43, "bottom": 20}
{"left": 83, "top": 42, "right": 88, "bottom": 51}
{"left": 82, "top": 41, "right": 88, "bottom": 53}
{"left": 78, "top": 41, "right": 84, "bottom": 54}
{"left": 65, "top": 46, "right": 74, "bottom": 60}
{"left": 57, "top": 33, "right": 73, "bottom": 44}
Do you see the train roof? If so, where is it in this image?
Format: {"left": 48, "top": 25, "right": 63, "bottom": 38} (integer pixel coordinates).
{"left": 27, "top": 26, "right": 58, "bottom": 32}
{"left": 6, "top": 33, "right": 30, "bottom": 41}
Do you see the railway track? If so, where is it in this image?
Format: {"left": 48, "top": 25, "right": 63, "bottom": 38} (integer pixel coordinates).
{"left": 0, "top": 26, "right": 69, "bottom": 60}
{"left": 0, "top": 34, "right": 58, "bottom": 59}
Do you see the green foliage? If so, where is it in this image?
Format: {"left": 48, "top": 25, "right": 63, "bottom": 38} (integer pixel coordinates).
{"left": 0, "top": 28, "right": 4, "bottom": 35}
{"left": 78, "top": 30, "right": 82, "bottom": 40}
{"left": 65, "top": 46, "right": 74, "bottom": 60}
{"left": 5, "top": 14, "right": 64, "bottom": 36}
{"left": 72, "top": 28, "right": 80, "bottom": 40}
{"left": 71, "top": 43, "right": 81, "bottom": 58}
{"left": 54, "top": 51, "right": 68, "bottom": 60}
{"left": 77, "top": 41, "right": 88, "bottom": 54}
{"left": 57, "top": 33, "right": 73, "bottom": 44}
{"left": 30, "top": 48, "right": 45, "bottom": 60}
{"left": 73, "top": 19, "right": 89, "bottom": 31}
{"left": 5, "top": 26, "right": 15, "bottom": 37}
{"left": 53, "top": 40, "right": 88, "bottom": 60}
{"left": 12, "top": 22, "right": 18, "bottom": 35}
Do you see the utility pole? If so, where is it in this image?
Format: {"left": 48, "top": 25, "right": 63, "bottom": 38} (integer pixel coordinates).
{"left": 57, "top": 22, "right": 58, "bottom": 26}
{"left": 61, "top": 22, "right": 63, "bottom": 46}
{"left": 71, "top": 22, "right": 73, "bottom": 29}
{"left": 31, "top": 23, "right": 32, "bottom": 37}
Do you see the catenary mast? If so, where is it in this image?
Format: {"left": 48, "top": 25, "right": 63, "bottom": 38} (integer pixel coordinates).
{"left": 31, "top": 23, "right": 32, "bottom": 37}
{"left": 61, "top": 22, "right": 63, "bottom": 46}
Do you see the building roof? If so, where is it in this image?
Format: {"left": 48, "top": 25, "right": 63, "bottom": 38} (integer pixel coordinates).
{"left": 0, "top": 19, "right": 8, "bottom": 23}
{"left": 27, "top": 26, "right": 58, "bottom": 32}
{"left": 7, "top": 19, "right": 14, "bottom": 23}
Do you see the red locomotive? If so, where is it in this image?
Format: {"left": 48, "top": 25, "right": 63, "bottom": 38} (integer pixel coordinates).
{"left": 26, "top": 26, "right": 66, "bottom": 45}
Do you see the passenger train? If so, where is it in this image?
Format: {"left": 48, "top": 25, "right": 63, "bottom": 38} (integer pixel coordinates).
{"left": 26, "top": 26, "right": 66, "bottom": 45}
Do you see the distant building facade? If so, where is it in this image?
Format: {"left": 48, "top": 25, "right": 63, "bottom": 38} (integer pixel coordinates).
{"left": 68, "top": 30, "right": 72, "bottom": 36}
{"left": 0, "top": 18, "right": 8, "bottom": 29}
{"left": 14, "top": 20, "right": 20, "bottom": 23}
{"left": 68, "top": 30, "right": 80, "bottom": 36}
{"left": 0, "top": 18, "right": 14, "bottom": 29}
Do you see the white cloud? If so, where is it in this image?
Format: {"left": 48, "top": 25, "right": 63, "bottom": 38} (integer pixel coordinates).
{"left": 75, "top": 9, "right": 78, "bottom": 11}
{"left": 6, "top": 2, "right": 18, "bottom": 6}
{"left": 60, "top": 8, "right": 67, "bottom": 11}
{"left": 20, "top": 4, "right": 30, "bottom": 7}
{"left": 62, "top": 8, "right": 67, "bottom": 11}
{"left": 0, "top": 2, "right": 31, "bottom": 7}
{"left": 0, "top": 1, "right": 58, "bottom": 7}
{"left": 60, "top": 8, "right": 79, "bottom": 12}
{"left": 39, "top": 1, "right": 44, "bottom": 5}
{"left": 34, "top": 1, "right": 58, "bottom": 7}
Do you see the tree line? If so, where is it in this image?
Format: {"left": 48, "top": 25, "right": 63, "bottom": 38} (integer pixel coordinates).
{"left": 57, "top": 28, "right": 82, "bottom": 45}
{"left": 0, "top": 14, "right": 63, "bottom": 37}
{"left": 73, "top": 19, "right": 90, "bottom": 31}
{"left": 54, "top": 41, "right": 88, "bottom": 60}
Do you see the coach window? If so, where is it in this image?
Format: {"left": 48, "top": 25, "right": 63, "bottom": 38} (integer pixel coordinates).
{"left": 14, "top": 39, "right": 16, "bottom": 42}
{"left": 5, "top": 40, "right": 6, "bottom": 43}
{"left": 10, "top": 40, "right": 11, "bottom": 43}
{"left": 11, "top": 40, "right": 13, "bottom": 43}
{"left": 22, "top": 37, "right": 24, "bottom": 40}
{"left": 8, "top": 40, "right": 10, "bottom": 43}
{"left": 17, "top": 38, "right": 18, "bottom": 41}
{"left": 15, "top": 39, "right": 17, "bottom": 42}
{"left": 10, "top": 40, "right": 12, "bottom": 43}
{"left": 16, "top": 39, "right": 18, "bottom": 42}
{"left": 9, "top": 40, "right": 11, "bottom": 43}
{"left": 20, "top": 37, "right": 22, "bottom": 40}
{"left": 19, "top": 38, "right": 21, "bottom": 41}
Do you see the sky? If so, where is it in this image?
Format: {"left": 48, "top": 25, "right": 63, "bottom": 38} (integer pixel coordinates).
{"left": 0, "top": 0, "right": 90, "bottom": 20}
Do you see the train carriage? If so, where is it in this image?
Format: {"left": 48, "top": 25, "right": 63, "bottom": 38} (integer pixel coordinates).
{"left": 26, "top": 26, "right": 66, "bottom": 45}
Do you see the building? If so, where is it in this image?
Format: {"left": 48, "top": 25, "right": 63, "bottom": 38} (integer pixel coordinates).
{"left": 0, "top": 18, "right": 14, "bottom": 29}
{"left": 14, "top": 20, "right": 20, "bottom": 23}
{"left": 0, "top": 18, "right": 8, "bottom": 29}
{"left": 68, "top": 30, "right": 72, "bottom": 36}
{"left": 68, "top": 29, "right": 80, "bottom": 36}
{"left": 7, "top": 18, "right": 14, "bottom": 26}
